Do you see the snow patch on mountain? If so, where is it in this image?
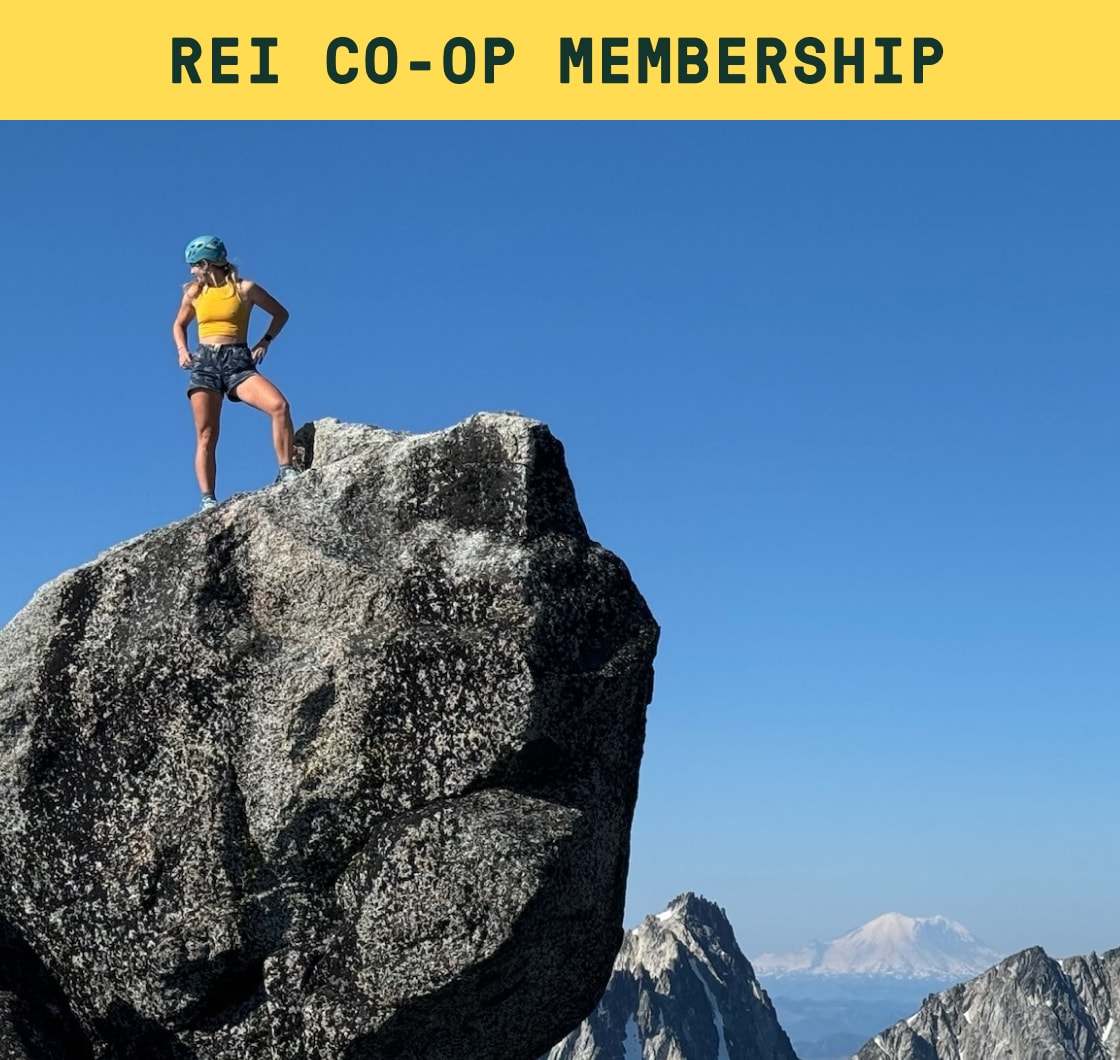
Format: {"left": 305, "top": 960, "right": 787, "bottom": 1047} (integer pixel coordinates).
{"left": 690, "top": 957, "right": 732, "bottom": 1060}
{"left": 622, "top": 1017, "right": 642, "bottom": 1060}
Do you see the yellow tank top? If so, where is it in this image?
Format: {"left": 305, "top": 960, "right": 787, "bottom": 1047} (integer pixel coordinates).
{"left": 195, "top": 282, "right": 251, "bottom": 340}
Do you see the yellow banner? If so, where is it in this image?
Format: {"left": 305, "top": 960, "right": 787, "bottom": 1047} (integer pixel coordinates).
{"left": 2, "top": 0, "right": 1115, "bottom": 119}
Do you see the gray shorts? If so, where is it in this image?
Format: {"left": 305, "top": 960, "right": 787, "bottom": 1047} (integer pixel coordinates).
{"left": 186, "top": 343, "right": 258, "bottom": 402}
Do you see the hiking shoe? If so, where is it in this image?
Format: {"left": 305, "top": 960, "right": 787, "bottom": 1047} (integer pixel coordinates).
{"left": 200, "top": 494, "right": 218, "bottom": 512}
{"left": 275, "top": 465, "right": 300, "bottom": 485}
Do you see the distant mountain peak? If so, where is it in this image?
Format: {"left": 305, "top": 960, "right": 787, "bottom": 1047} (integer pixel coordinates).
{"left": 655, "top": 891, "right": 723, "bottom": 921}
{"left": 754, "top": 912, "right": 1003, "bottom": 980}
{"left": 855, "top": 944, "right": 1120, "bottom": 1060}
{"left": 543, "top": 894, "right": 799, "bottom": 1060}
{"left": 625, "top": 893, "right": 740, "bottom": 980}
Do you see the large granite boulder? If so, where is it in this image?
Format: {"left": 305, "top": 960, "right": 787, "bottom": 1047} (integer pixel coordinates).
{"left": 0, "top": 413, "right": 658, "bottom": 1060}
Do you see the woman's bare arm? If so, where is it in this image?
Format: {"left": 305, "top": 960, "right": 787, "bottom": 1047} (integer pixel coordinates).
{"left": 172, "top": 292, "right": 196, "bottom": 369}
{"left": 243, "top": 281, "right": 290, "bottom": 363}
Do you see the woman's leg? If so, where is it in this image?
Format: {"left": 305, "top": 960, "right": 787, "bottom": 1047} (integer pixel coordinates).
{"left": 189, "top": 389, "right": 224, "bottom": 494}
{"left": 232, "top": 375, "right": 294, "bottom": 466}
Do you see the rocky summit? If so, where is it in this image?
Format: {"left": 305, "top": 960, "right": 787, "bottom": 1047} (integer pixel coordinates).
{"left": 855, "top": 944, "right": 1120, "bottom": 1060}
{"left": 0, "top": 413, "right": 659, "bottom": 1060}
{"left": 542, "top": 893, "right": 799, "bottom": 1060}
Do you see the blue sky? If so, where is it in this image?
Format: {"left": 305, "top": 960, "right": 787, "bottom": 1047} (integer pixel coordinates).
{"left": 1, "top": 122, "right": 1116, "bottom": 960}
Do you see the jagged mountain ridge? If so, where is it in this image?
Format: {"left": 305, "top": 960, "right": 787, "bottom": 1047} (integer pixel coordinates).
{"left": 542, "top": 893, "right": 798, "bottom": 1060}
{"left": 541, "top": 895, "right": 1120, "bottom": 1060}
{"left": 854, "top": 944, "right": 1120, "bottom": 1060}
{"left": 754, "top": 913, "right": 1002, "bottom": 980}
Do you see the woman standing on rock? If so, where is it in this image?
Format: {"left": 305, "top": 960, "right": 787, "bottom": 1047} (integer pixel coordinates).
{"left": 172, "top": 235, "right": 299, "bottom": 512}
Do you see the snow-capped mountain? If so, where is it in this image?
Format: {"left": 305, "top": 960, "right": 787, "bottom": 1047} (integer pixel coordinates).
{"left": 854, "top": 944, "right": 1120, "bottom": 1060}
{"left": 753, "top": 912, "right": 1002, "bottom": 980}
{"left": 753, "top": 914, "right": 1005, "bottom": 1060}
{"left": 541, "top": 893, "right": 798, "bottom": 1060}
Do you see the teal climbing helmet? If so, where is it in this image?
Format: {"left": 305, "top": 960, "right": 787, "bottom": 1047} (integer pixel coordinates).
{"left": 184, "top": 235, "right": 228, "bottom": 264}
